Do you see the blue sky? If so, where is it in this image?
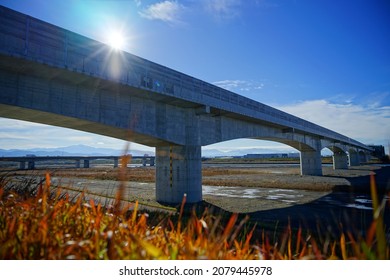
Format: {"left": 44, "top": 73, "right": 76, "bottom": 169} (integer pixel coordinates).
{"left": 0, "top": 0, "right": 389, "bottom": 154}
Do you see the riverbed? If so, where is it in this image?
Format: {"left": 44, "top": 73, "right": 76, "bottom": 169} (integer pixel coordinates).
{"left": 3, "top": 163, "right": 389, "bottom": 234}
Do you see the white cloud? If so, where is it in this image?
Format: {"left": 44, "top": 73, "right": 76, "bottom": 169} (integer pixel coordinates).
{"left": 213, "top": 79, "right": 264, "bottom": 92}
{"left": 0, "top": 118, "right": 129, "bottom": 150}
{"left": 275, "top": 99, "right": 390, "bottom": 146}
{"left": 139, "top": 1, "right": 185, "bottom": 24}
{"left": 203, "top": 0, "right": 241, "bottom": 20}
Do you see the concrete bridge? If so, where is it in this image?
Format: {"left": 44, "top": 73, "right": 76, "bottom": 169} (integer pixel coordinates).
{"left": 0, "top": 6, "right": 372, "bottom": 204}
{"left": 0, "top": 155, "right": 155, "bottom": 169}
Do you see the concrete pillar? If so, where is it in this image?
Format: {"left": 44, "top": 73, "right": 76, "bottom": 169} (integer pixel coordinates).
{"left": 359, "top": 152, "right": 368, "bottom": 163}
{"left": 113, "top": 158, "right": 118, "bottom": 168}
{"left": 75, "top": 160, "right": 81, "bottom": 168}
{"left": 19, "top": 161, "right": 26, "bottom": 169}
{"left": 83, "top": 160, "right": 90, "bottom": 168}
{"left": 333, "top": 151, "right": 348, "bottom": 169}
{"left": 150, "top": 157, "right": 155, "bottom": 166}
{"left": 155, "top": 145, "right": 202, "bottom": 204}
{"left": 348, "top": 152, "right": 360, "bottom": 166}
{"left": 300, "top": 150, "right": 322, "bottom": 176}
{"left": 28, "top": 161, "right": 35, "bottom": 170}
{"left": 142, "top": 157, "right": 147, "bottom": 166}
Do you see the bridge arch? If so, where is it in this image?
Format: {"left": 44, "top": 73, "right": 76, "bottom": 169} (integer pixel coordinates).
{"left": 203, "top": 138, "right": 301, "bottom": 156}
{"left": 200, "top": 115, "right": 322, "bottom": 151}
{"left": 325, "top": 144, "right": 348, "bottom": 170}
{"left": 203, "top": 126, "right": 324, "bottom": 177}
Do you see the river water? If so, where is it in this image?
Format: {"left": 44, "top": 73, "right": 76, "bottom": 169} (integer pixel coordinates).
{"left": 202, "top": 184, "right": 379, "bottom": 211}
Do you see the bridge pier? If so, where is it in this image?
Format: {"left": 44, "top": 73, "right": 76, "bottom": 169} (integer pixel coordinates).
{"left": 333, "top": 151, "right": 348, "bottom": 169}
{"left": 75, "top": 160, "right": 81, "bottom": 168}
{"left": 83, "top": 160, "right": 90, "bottom": 168}
{"left": 28, "top": 161, "right": 35, "bottom": 170}
{"left": 113, "top": 158, "right": 119, "bottom": 168}
{"left": 19, "top": 161, "right": 26, "bottom": 170}
{"left": 142, "top": 157, "right": 155, "bottom": 166}
{"left": 348, "top": 152, "right": 360, "bottom": 166}
{"left": 300, "top": 150, "right": 322, "bottom": 176}
{"left": 359, "top": 152, "right": 368, "bottom": 163}
{"left": 155, "top": 145, "right": 202, "bottom": 204}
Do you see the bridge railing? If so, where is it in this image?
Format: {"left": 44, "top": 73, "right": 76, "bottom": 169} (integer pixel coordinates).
{"left": 0, "top": 5, "right": 369, "bottom": 151}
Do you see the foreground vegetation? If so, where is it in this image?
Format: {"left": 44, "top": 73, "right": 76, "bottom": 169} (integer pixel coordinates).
{"left": 0, "top": 172, "right": 388, "bottom": 259}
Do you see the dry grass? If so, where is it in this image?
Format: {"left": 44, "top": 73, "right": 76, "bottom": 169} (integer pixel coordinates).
{"left": 7, "top": 167, "right": 261, "bottom": 181}
{"left": 1, "top": 164, "right": 352, "bottom": 193}
{"left": 2, "top": 168, "right": 156, "bottom": 184}
{"left": 0, "top": 171, "right": 388, "bottom": 260}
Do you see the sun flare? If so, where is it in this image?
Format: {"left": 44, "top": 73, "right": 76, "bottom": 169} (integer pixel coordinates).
{"left": 107, "top": 32, "right": 125, "bottom": 50}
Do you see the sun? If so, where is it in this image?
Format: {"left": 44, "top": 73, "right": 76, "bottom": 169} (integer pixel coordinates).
{"left": 107, "top": 31, "right": 125, "bottom": 50}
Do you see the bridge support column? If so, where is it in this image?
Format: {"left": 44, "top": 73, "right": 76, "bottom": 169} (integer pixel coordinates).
{"left": 150, "top": 157, "right": 155, "bottom": 166}
{"left": 333, "top": 152, "right": 348, "bottom": 169}
{"left": 83, "top": 160, "right": 90, "bottom": 168}
{"left": 359, "top": 152, "right": 368, "bottom": 163}
{"left": 156, "top": 145, "right": 202, "bottom": 204}
{"left": 75, "top": 160, "right": 81, "bottom": 168}
{"left": 348, "top": 152, "right": 360, "bottom": 166}
{"left": 28, "top": 161, "right": 35, "bottom": 170}
{"left": 19, "top": 161, "right": 26, "bottom": 170}
{"left": 113, "top": 158, "right": 118, "bottom": 168}
{"left": 300, "top": 150, "right": 322, "bottom": 176}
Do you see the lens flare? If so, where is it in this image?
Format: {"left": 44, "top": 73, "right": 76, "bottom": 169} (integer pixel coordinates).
{"left": 107, "top": 31, "right": 125, "bottom": 50}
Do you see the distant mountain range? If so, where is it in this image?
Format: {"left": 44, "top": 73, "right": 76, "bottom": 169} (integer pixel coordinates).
{"left": 0, "top": 144, "right": 153, "bottom": 157}
{"left": 0, "top": 144, "right": 298, "bottom": 158}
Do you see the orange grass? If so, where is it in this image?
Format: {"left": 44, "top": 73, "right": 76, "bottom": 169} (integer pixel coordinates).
{"left": 0, "top": 173, "right": 388, "bottom": 260}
